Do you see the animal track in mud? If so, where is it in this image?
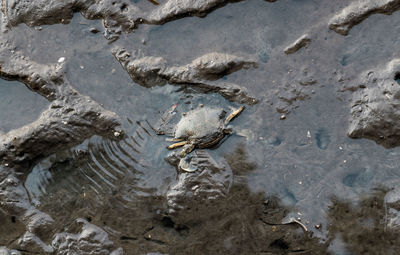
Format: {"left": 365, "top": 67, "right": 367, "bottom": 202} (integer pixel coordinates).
{"left": 25, "top": 119, "right": 169, "bottom": 207}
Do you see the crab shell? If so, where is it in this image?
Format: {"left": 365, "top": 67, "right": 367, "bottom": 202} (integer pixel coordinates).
{"left": 173, "top": 107, "right": 230, "bottom": 148}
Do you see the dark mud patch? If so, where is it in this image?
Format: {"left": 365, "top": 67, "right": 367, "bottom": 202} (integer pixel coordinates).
{"left": 327, "top": 188, "right": 400, "bottom": 254}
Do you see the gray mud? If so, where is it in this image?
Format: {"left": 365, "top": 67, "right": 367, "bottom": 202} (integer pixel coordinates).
{"left": 1, "top": 0, "right": 400, "bottom": 254}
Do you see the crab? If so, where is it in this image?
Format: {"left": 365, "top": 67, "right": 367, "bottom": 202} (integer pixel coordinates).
{"left": 165, "top": 105, "right": 244, "bottom": 159}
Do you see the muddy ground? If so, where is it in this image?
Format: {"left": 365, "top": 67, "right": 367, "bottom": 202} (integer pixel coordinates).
{"left": 1, "top": 0, "right": 400, "bottom": 254}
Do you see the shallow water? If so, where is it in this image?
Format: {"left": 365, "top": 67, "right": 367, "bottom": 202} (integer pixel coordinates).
{"left": 0, "top": 79, "right": 49, "bottom": 133}
{"left": 3, "top": 0, "right": 400, "bottom": 253}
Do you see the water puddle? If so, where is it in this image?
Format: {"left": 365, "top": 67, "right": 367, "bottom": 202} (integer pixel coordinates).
{"left": 0, "top": 79, "right": 49, "bottom": 133}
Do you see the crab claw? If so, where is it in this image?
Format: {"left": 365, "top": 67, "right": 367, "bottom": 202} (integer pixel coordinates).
{"left": 168, "top": 141, "right": 188, "bottom": 149}
{"left": 225, "top": 106, "right": 244, "bottom": 124}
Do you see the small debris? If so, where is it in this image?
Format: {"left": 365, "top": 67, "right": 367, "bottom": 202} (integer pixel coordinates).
{"left": 80, "top": 65, "right": 84, "bottom": 69}
{"left": 89, "top": 27, "right": 100, "bottom": 34}
{"left": 307, "top": 131, "right": 311, "bottom": 138}
{"left": 62, "top": 121, "right": 67, "bottom": 125}
{"left": 58, "top": 57, "right": 66, "bottom": 63}
{"left": 291, "top": 218, "right": 308, "bottom": 232}
{"left": 114, "top": 131, "right": 121, "bottom": 137}
{"left": 147, "top": 0, "right": 159, "bottom": 5}
{"left": 4, "top": 163, "right": 9, "bottom": 167}
{"left": 280, "top": 114, "right": 286, "bottom": 120}
{"left": 315, "top": 224, "right": 321, "bottom": 229}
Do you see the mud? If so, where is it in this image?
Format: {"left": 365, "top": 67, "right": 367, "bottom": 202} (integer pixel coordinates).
{"left": 143, "top": 0, "right": 230, "bottom": 25}
{"left": 284, "top": 34, "right": 311, "bottom": 55}
{"left": 348, "top": 59, "right": 400, "bottom": 148}
{"left": 1, "top": 0, "right": 400, "bottom": 254}
{"left": 329, "top": 0, "right": 400, "bottom": 35}
{"left": 0, "top": 24, "right": 122, "bottom": 254}
{"left": 112, "top": 48, "right": 258, "bottom": 104}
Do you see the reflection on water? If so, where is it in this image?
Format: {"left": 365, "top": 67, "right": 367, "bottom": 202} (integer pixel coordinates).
{"left": 26, "top": 144, "right": 332, "bottom": 253}
{"left": 327, "top": 188, "right": 400, "bottom": 254}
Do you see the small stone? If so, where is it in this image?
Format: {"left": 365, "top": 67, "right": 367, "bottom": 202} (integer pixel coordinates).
{"left": 114, "top": 131, "right": 121, "bottom": 137}
{"left": 4, "top": 163, "right": 9, "bottom": 167}
{"left": 58, "top": 57, "right": 66, "bottom": 63}
{"left": 280, "top": 114, "right": 286, "bottom": 120}
{"left": 315, "top": 224, "right": 321, "bottom": 229}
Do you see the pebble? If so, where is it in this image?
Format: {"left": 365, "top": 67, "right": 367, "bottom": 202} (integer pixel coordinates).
{"left": 114, "top": 131, "right": 121, "bottom": 137}
{"left": 280, "top": 114, "right": 286, "bottom": 120}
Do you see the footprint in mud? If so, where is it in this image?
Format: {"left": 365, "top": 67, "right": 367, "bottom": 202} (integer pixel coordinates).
{"left": 342, "top": 167, "right": 374, "bottom": 188}
{"left": 315, "top": 128, "right": 331, "bottom": 150}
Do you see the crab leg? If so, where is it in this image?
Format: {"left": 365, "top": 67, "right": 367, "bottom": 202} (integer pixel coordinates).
{"left": 168, "top": 141, "right": 188, "bottom": 149}
{"left": 225, "top": 106, "right": 245, "bottom": 124}
{"left": 179, "top": 142, "right": 195, "bottom": 158}
{"left": 165, "top": 138, "right": 184, "bottom": 142}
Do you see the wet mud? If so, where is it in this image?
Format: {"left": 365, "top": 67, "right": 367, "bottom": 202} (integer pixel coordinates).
{"left": 1, "top": 0, "right": 400, "bottom": 254}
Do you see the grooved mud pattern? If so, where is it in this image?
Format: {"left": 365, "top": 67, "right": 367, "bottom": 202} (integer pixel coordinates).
{"left": 1, "top": 0, "right": 400, "bottom": 254}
